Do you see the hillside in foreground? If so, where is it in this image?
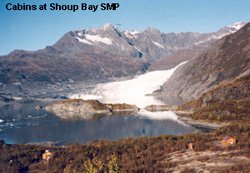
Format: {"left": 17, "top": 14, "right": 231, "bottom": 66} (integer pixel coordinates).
{"left": 1, "top": 68, "right": 250, "bottom": 172}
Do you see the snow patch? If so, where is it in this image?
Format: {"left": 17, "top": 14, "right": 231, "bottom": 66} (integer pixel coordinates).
{"left": 75, "top": 34, "right": 112, "bottom": 45}
{"left": 77, "top": 32, "right": 83, "bottom": 37}
{"left": 195, "top": 33, "right": 232, "bottom": 45}
{"left": 195, "top": 22, "right": 246, "bottom": 46}
{"left": 195, "top": 35, "right": 219, "bottom": 45}
{"left": 85, "top": 34, "right": 112, "bottom": 45}
{"left": 152, "top": 41, "right": 165, "bottom": 49}
{"left": 75, "top": 37, "right": 93, "bottom": 45}
{"left": 217, "top": 33, "right": 232, "bottom": 39}
{"left": 229, "top": 22, "right": 246, "bottom": 30}
{"left": 124, "top": 30, "right": 140, "bottom": 38}
{"left": 0, "top": 119, "right": 4, "bottom": 123}
{"left": 70, "top": 61, "right": 187, "bottom": 108}
{"left": 130, "top": 31, "right": 140, "bottom": 35}
{"left": 134, "top": 46, "right": 143, "bottom": 52}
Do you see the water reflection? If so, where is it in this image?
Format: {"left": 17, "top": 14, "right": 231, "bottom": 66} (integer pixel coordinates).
{"left": 0, "top": 101, "right": 196, "bottom": 144}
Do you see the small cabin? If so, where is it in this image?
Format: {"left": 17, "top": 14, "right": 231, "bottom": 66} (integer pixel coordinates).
{"left": 221, "top": 136, "right": 236, "bottom": 146}
{"left": 187, "top": 143, "right": 194, "bottom": 150}
{"left": 42, "top": 150, "right": 53, "bottom": 162}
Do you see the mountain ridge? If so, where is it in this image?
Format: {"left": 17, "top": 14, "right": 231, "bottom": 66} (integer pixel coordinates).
{"left": 0, "top": 22, "right": 246, "bottom": 97}
{"left": 158, "top": 22, "right": 250, "bottom": 101}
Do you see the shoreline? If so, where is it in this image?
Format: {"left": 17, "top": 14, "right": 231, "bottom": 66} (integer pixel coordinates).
{"left": 178, "top": 116, "right": 229, "bottom": 132}
{"left": 0, "top": 99, "right": 230, "bottom": 146}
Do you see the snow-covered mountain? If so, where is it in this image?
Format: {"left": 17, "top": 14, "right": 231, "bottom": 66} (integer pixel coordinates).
{"left": 53, "top": 22, "right": 247, "bottom": 61}
{"left": 0, "top": 22, "right": 246, "bottom": 97}
{"left": 195, "top": 22, "right": 247, "bottom": 45}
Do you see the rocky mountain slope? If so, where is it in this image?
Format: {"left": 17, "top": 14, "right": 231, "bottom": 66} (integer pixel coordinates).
{"left": 180, "top": 72, "right": 250, "bottom": 121}
{"left": 150, "top": 22, "right": 247, "bottom": 70}
{"left": 149, "top": 45, "right": 206, "bottom": 70}
{"left": 0, "top": 22, "right": 246, "bottom": 97}
{"left": 159, "top": 22, "right": 250, "bottom": 100}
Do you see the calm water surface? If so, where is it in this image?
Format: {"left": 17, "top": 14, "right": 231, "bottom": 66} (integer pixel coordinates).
{"left": 0, "top": 100, "right": 196, "bottom": 144}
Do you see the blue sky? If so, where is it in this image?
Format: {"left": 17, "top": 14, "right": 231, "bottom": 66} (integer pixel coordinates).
{"left": 0, "top": 0, "right": 250, "bottom": 55}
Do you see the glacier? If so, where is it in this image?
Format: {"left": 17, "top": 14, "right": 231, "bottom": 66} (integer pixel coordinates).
{"left": 75, "top": 34, "right": 112, "bottom": 45}
{"left": 69, "top": 61, "right": 187, "bottom": 108}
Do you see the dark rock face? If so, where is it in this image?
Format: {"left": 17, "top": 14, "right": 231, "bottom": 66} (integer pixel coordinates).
{"left": 159, "top": 23, "right": 250, "bottom": 100}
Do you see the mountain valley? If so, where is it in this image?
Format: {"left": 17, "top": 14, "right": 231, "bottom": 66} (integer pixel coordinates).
{"left": 1, "top": 21, "right": 250, "bottom": 173}
{"left": 0, "top": 22, "right": 246, "bottom": 100}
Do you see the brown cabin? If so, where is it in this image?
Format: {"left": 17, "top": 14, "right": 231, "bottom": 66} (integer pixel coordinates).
{"left": 221, "top": 136, "right": 236, "bottom": 146}
{"left": 187, "top": 143, "right": 194, "bottom": 150}
{"left": 42, "top": 150, "right": 53, "bottom": 162}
